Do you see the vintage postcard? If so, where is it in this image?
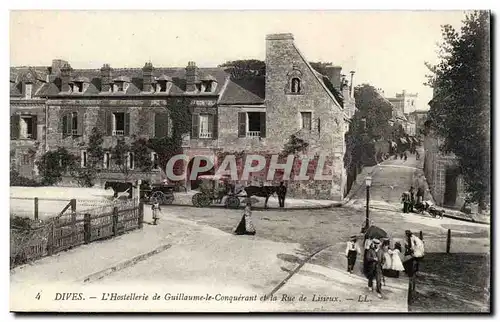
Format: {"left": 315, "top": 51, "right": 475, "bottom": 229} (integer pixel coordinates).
{"left": 9, "top": 10, "right": 491, "bottom": 313}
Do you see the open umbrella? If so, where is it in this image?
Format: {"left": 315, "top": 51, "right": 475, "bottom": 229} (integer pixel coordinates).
{"left": 364, "top": 225, "right": 388, "bottom": 240}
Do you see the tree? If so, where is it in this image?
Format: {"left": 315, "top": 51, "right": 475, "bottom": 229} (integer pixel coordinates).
{"left": 309, "top": 61, "right": 333, "bottom": 75}
{"left": 36, "top": 148, "right": 77, "bottom": 186}
{"left": 354, "top": 84, "right": 394, "bottom": 141}
{"left": 424, "top": 11, "right": 490, "bottom": 210}
{"left": 218, "top": 59, "right": 266, "bottom": 78}
{"left": 71, "top": 127, "right": 105, "bottom": 187}
{"left": 111, "top": 138, "right": 131, "bottom": 180}
{"left": 131, "top": 136, "right": 153, "bottom": 172}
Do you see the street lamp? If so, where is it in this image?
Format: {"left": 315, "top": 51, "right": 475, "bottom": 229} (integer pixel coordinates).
{"left": 365, "top": 176, "right": 372, "bottom": 228}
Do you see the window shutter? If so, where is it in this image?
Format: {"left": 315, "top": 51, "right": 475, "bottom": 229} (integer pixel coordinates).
{"left": 154, "top": 112, "right": 169, "bottom": 138}
{"left": 191, "top": 114, "right": 199, "bottom": 139}
{"left": 65, "top": 113, "right": 73, "bottom": 136}
{"left": 238, "top": 112, "right": 246, "bottom": 138}
{"left": 207, "top": 114, "right": 214, "bottom": 138}
{"left": 10, "top": 115, "right": 20, "bottom": 140}
{"left": 105, "top": 111, "right": 113, "bottom": 136}
{"left": 124, "top": 113, "right": 130, "bottom": 136}
{"left": 260, "top": 112, "right": 266, "bottom": 138}
{"left": 212, "top": 113, "right": 218, "bottom": 139}
{"left": 77, "top": 111, "right": 84, "bottom": 136}
{"left": 61, "top": 114, "right": 68, "bottom": 138}
{"left": 97, "top": 109, "right": 106, "bottom": 134}
{"left": 32, "top": 116, "right": 38, "bottom": 140}
{"left": 167, "top": 113, "right": 173, "bottom": 138}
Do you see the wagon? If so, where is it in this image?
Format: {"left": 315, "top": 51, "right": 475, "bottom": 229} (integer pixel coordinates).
{"left": 140, "top": 181, "right": 175, "bottom": 205}
{"left": 191, "top": 174, "right": 242, "bottom": 209}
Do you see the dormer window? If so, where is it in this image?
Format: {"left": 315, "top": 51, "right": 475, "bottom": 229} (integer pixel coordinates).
{"left": 155, "top": 75, "right": 172, "bottom": 93}
{"left": 200, "top": 75, "right": 217, "bottom": 93}
{"left": 291, "top": 78, "right": 301, "bottom": 93}
{"left": 72, "top": 82, "right": 83, "bottom": 93}
{"left": 115, "top": 81, "right": 124, "bottom": 92}
{"left": 113, "top": 76, "right": 131, "bottom": 93}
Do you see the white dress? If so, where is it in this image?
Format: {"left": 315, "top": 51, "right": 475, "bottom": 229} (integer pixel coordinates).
{"left": 388, "top": 249, "right": 405, "bottom": 271}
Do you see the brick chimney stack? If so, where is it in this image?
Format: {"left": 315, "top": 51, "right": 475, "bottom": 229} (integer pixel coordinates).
{"left": 349, "top": 71, "right": 355, "bottom": 98}
{"left": 60, "top": 63, "right": 72, "bottom": 92}
{"left": 142, "top": 62, "right": 154, "bottom": 93}
{"left": 100, "top": 64, "right": 112, "bottom": 92}
{"left": 185, "top": 61, "right": 199, "bottom": 92}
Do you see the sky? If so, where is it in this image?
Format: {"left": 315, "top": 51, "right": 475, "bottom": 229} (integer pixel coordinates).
{"left": 10, "top": 10, "right": 468, "bottom": 110}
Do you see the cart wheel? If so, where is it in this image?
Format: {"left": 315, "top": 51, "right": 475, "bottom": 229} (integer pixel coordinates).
{"left": 192, "top": 193, "right": 202, "bottom": 207}
{"left": 198, "top": 194, "right": 212, "bottom": 208}
{"left": 151, "top": 191, "right": 165, "bottom": 204}
{"left": 164, "top": 194, "right": 174, "bottom": 205}
{"left": 226, "top": 196, "right": 241, "bottom": 209}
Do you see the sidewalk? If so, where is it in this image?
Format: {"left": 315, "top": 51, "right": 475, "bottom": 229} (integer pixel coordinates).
{"left": 10, "top": 207, "right": 409, "bottom": 312}
{"left": 171, "top": 191, "right": 342, "bottom": 210}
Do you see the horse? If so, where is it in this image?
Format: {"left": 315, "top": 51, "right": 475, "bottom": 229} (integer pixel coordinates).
{"left": 104, "top": 181, "right": 134, "bottom": 199}
{"left": 244, "top": 185, "right": 278, "bottom": 209}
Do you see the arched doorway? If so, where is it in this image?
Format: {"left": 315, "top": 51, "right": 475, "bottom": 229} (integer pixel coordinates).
{"left": 187, "top": 157, "right": 215, "bottom": 190}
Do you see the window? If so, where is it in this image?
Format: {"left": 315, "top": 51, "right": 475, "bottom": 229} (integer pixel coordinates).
{"left": 238, "top": 112, "right": 266, "bottom": 138}
{"left": 199, "top": 115, "right": 211, "bottom": 138}
{"left": 22, "top": 154, "right": 31, "bottom": 165}
{"left": 127, "top": 152, "right": 135, "bottom": 170}
{"left": 291, "top": 78, "right": 301, "bottom": 93}
{"left": 113, "top": 112, "right": 125, "bottom": 136}
{"left": 158, "top": 81, "right": 167, "bottom": 92}
{"left": 203, "top": 81, "right": 212, "bottom": 93}
{"left": 114, "top": 82, "right": 124, "bottom": 92}
{"left": 25, "top": 84, "right": 32, "bottom": 99}
{"left": 151, "top": 152, "right": 159, "bottom": 170}
{"left": 71, "top": 112, "right": 78, "bottom": 135}
{"left": 81, "top": 150, "right": 87, "bottom": 168}
{"left": 301, "top": 112, "right": 312, "bottom": 131}
{"left": 317, "top": 118, "right": 321, "bottom": 133}
{"left": 19, "top": 116, "right": 35, "bottom": 139}
{"left": 72, "top": 82, "right": 83, "bottom": 93}
{"left": 103, "top": 152, "right": 111, "bottom": 169}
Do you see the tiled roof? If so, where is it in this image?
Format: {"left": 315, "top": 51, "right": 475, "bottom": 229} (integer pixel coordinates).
{"left": 218, "top": 76, "right": 265, "bottom": 105}
{"left": 67, "top": 67, "right": 229, "bottom": 95}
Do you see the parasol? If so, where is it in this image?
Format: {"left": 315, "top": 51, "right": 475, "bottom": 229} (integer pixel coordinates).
{"left": 364, "top": 225, "right": 388, "bottom": 240}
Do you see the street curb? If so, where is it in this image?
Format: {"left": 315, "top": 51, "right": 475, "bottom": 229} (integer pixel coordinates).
{"left": 79, "top": 244, "right": 172, "bottom": 284}
{"left": 442, "top": 213, "right": 490, "bottom": 225}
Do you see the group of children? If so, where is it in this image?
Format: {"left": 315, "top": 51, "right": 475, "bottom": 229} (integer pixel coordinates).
{"left": 345, "top": 230, "right": 423, "bottom": 299}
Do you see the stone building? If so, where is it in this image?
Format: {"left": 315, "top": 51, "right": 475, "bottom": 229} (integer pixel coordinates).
{"left": 10, "top": 65, "right": 51, "bottom": 179}
{"left": 10, "top": 33, "right": 354, "bottom": 200}
{"left": 423, "top": 131, "right": 467, "bottom": 209}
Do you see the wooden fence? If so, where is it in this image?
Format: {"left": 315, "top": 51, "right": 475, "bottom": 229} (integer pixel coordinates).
{"left": 10, "top": 199, "right": 144, "bottom": 268}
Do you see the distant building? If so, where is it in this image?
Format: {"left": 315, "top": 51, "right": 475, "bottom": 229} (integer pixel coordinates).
{"left": 388, "top": 90, "right": 419, "bottom": 114}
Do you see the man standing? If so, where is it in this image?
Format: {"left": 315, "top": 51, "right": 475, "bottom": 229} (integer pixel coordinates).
{"left": 416, "top": 186, "right": 425, "bottom": 205}
{"left": 277, "top": 181, "right": 287, "bottom": 208}
{"left": 345, "top": 235, "right": 361, "bottom": 273}
{"left": 366, "top": 239, "right": 385, "bottom": 298}
{"left": 409, "top": 186, "right": 415, "bottom": 212}
{"left": 404, "top": 230, "right": 425, "bottom": 274}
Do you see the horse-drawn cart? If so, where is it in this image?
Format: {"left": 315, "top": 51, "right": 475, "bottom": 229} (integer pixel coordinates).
{"left": 141, "top": 182, "right": 175, "bottom": 205}
{"left": 191, "top": 175, "right": 242, "bottom": 209}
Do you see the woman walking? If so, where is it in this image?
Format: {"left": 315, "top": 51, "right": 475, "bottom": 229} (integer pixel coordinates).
{"left": 234, "top": 199, "right": 256, "bottom": 235}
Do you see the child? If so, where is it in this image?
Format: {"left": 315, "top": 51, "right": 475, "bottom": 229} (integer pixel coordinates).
{"left": 345, "top": 235, "right": 361, "bottom": 273}
{"left": 152, "top": 201, "right": 161, "bottom": 225}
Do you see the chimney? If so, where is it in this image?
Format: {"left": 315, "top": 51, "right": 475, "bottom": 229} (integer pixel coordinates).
{"left": 142, "top": 62, "right": 154, "bottom": 93}
{"left": 349, "top": 71, "right": 355, "bottom": 98}
{"left": 185, "top": 61, "right": 199, "bottom": 92}
{"left": 100, "top": 64, "right": 112, "bottom": 92}
{"left": 60, "top": 63, "right": 72, "bottom": 92}
{"left": 323, "top": 66, "right": 342, "bottom": 91}
{"left": 51, "top": 59, "right": 68, "bottom": 75}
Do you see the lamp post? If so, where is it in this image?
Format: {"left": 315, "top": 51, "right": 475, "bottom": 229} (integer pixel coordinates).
{"left": 365, "top": 176, "right": 372, "bottom": 228}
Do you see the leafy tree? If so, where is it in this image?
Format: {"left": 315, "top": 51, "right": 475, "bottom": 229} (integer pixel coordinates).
{"left": 354, "top": 84, "right": 394, "bottom": 141}
{"left": 309, "top": 61, "right": 333, "bottom": 75}
{"left": 111, "top": 138, "right": 131, "bottom": 179}
{"left": 424, "top": 11, "right": 490, "bottom": 210}
{"left": 36, "top": 147, "right": 77, "bottom": 186}
{"left": 71, "top": 127, "right": 105, "bottom": 187}
{"left": 131, "top": 136, "right": 153, "bottom": 172}
{"left": 218, "top": 59, "right": 266, "bottom": 78}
